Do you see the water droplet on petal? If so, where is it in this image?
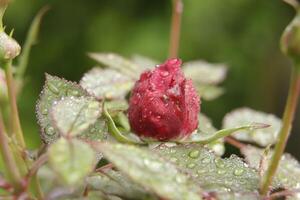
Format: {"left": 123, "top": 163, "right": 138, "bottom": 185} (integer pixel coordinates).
{"left": 160, "top": 71, "right": 169, "bottom": 77}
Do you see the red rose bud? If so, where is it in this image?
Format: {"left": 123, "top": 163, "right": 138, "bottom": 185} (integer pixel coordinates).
{"left": 128, "top": 58, "right": 200, "bottom": 141}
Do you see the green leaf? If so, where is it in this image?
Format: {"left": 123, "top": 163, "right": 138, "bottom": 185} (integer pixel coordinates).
{"left": 87, "top": 170, "right": 157, "bottom": 200}
{"left": 197, "top": 85, "right": 225, "bottom": 101}
{"left": 241, "top": 145, "right": 300, "bottom": 190}
{"left": 213, "top": 192, "right": 260, "bottom": 200}
{"left": 223, "top": 108, "right": 282, "bottom": 146}
{"left": 96, "top": 142, "right": 203, "bottom": 200}
{"left": 155, "top": 143, "right": 260, "bottom": 192}
{"left": 48, "top": 138, "right": 95, "bottom": 185}
{"left": 88, "top": 53, "right": 139, "bottom": 78}
{"left": 80, "top": 68, "right": 134, "bottom": 100}
{"left": 16, "top": 6, "right": 49, "bottom": 79}
{"left": 51, "top": 96, "right": 101, "bottom": 136}
{"left": 183, "top": 60, "right": 227, "bottom": 85}
{"left": 36, "top": 74, "right": 90, "bottom": 143}
{"left": 131, "top": 54, "right": 157, "bottom": 72}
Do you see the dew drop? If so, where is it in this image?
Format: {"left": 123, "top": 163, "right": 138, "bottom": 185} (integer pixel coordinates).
{"left": 217, "top": 169, "right": 226, "bottom": 174}
{"left": 188, "top": 150, "right": 200, "bottom": 159}
{"left": 187, "top": 163, "right": 196, "bottom": 169}
{"left": 41, "top": 108, "right": 48, "bottom": 115}
{"left": 47, "top": 82, "right": 60, "bottom": 94}
{"left": 201, "top": 157, "right": 210, "bottom": 164}
{"left": 160, "top": 71, "right": 169, "bottom": 77}
{"left": 233, "top": 168, "right": 244, "bottom": 176}
{"left": 214, "top": 158, "right": 225, "bottom": 168}
{"left": 45, "top": 125, "right": 55, "bottom": 136}
{"left": 67, "top": 89, "right": 79, "bottom": 96}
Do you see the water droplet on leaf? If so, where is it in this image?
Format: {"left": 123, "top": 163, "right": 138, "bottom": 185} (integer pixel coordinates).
{"left": 47, "top": 82, "right": 60, "bottom": 94}
{"left": 188, "top": 150, "right": 200, "bottom": 159}
{"left": 45, "top": 125, "right": 55, "bottom": 136}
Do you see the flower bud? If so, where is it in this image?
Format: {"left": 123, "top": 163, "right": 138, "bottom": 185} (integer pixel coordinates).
{"left": 281, "top": 4, "right": 300, "bottom": 63}
{"left": 128, "top": 58, "right": 200, "bottom": 141}
{"left": 0, "top": 31, "right": 21, "bottom": 63}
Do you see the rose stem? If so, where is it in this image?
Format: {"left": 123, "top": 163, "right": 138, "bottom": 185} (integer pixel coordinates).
{"left": 260, "top": 67, "right": 300, "bottom": 195}
{"left": 168, "top": 0, "right": 183, "bottom": 58}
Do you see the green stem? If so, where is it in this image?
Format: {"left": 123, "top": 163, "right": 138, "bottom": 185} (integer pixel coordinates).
{"left": 260, "top": 67, "right": 300, "bottom": 195}
{"left": 168, "top": 0, "right": 183, "bottom": 58}
{"left": 4, "top": 61, "right": 26, "bottom": 149}
{"left": 16, "top": 6, "right": 49, "bottom": 80}
{"left": 0, "top": 111, "right": 23, "bottom": 193}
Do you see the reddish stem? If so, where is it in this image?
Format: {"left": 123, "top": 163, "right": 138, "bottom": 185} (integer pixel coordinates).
{"left": 168, "top": 0, "right": 183, "bottom": 58}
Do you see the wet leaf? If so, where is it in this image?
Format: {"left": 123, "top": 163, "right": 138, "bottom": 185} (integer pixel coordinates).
{"left": 197, "top": 85, "right": 225, "bottom": 101}
{"left": 51, "top": 96, "right": 101, "bottom": 136}
{"left": 48, "top": 138, "right": 95, "bottom": 185}
{"left": 155, "top": 143, "right": 259, "bottom": 193}
{"left": 131, "top": 54, "right": 157, "bottom": 72}
{"left": 223, "top": 108, "right": 282, "bottom": 146}
{"left": 183, "top": 60, "right": 227, "bottom": 85}
{"left": 241, "top": 145, "right": 300, "bottom": 190}
{"left": 212, "top": 191, "right": 260, "bottom": 200}
{"left": 88, "top": 53, "right": 139, "bottom": 78}
{"left": 87, "top": 170, "right": 157, "bottom": 200}
{"left": 96, "top": 142, "right": 203, "bottom": 200}
{"left": 36, "top": 74, "right": 89, "bottom": 143}
{"left": 80, "top": 68, "right": 134, "bottom": 100}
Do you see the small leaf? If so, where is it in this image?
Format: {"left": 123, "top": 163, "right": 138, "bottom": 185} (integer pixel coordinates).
{"left": 155, "top": 143, "right": 259, "bottom": 192}
{"left": 36, "top": 74, "right": 89, "bottom": 143}
{"left": 51, "top": 96, "right": 101, "bottom": 136}
{"left": 223, "top": 108, "right": 282, "bottom": 146}
{"left": 183, "top": 60, "right": 227, "bottom": 85}
{"left": 48, "top": 138, "right": 95, "bottom": 185}
{"left": 87, "top": 170, "right": 157, "bottom": 200}
{"left": 96, "top": 142, "right": 203, "bottom": 200}
{"left": 88, "top": 53, "right": 139, "bottom": 78}
{"left": 80, "top": 68, "right": 134, "bottom": 100}
{"left": 241, "top": 145, "right": 300, "bottom": 190}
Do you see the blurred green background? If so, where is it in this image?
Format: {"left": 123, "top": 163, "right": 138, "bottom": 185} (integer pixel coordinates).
{"left": 4, "top": 0, "right": 300, "bottom": 157}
